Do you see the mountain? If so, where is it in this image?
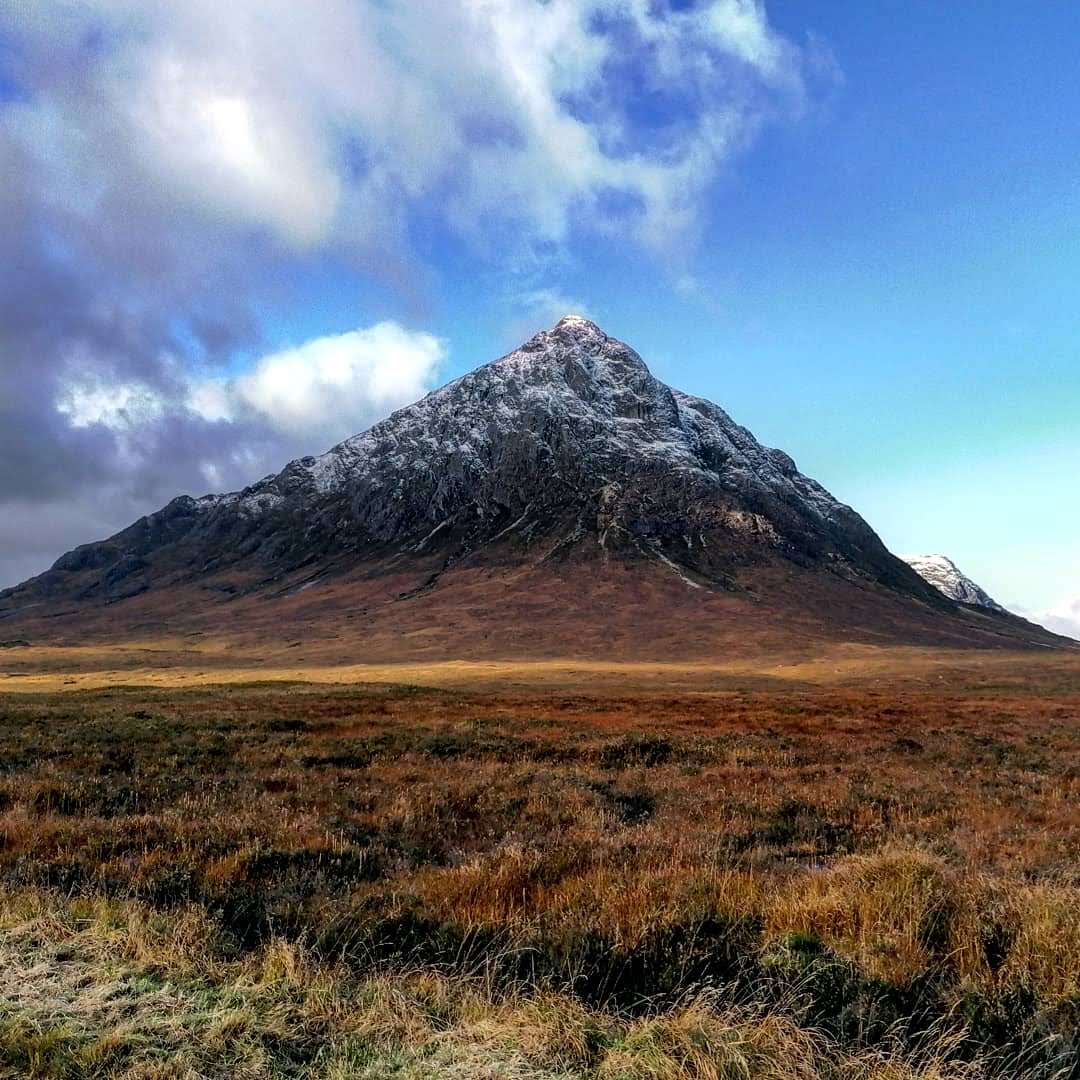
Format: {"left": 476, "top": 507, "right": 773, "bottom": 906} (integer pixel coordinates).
{"left": 902, "top": 554, "right": 1007, "bottom": 613}
{"left": 0, "top": 317, "right": 1067, "bottom": 658}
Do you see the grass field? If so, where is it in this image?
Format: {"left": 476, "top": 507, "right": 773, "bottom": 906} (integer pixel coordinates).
{"left": 0, "top": 665, "right": 1078, "bottom": 1077}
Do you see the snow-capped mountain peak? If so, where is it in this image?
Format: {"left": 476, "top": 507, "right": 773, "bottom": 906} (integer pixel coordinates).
{"left": 265, "top": 314, "right": 856, "bottom": 536}
{"left": 902, "top": 554, "right": 1007, "bottom": 613}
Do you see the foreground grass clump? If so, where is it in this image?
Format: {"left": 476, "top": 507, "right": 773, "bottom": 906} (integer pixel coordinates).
{"left": 0, "top": 681, "right": 1077, "bottom": 1076}
{"left": 0, "top": 888, "right": 1023, "bottom": 1079}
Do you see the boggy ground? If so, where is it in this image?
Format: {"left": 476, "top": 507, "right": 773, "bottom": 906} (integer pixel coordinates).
{"left": 0, "top": 675, "right": 1078, "bottom": 1078}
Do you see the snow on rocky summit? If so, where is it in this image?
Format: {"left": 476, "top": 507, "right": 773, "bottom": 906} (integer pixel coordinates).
{"left": 902, "top": 554, "right": 1007, "bottom": 613}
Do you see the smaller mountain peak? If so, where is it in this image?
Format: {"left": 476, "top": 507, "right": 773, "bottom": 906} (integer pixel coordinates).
{"left": 903, "top": 553, "right": 1006, "bottom": 613}
{"left": 555, "top": 314, "right": 597, "bottom": 328}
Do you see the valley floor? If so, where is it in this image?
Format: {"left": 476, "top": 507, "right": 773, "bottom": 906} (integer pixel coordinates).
{"left": 2, "top": 639, "right": 1080, "bottom": 694}
{"left": 0, "top": 655, "right": 1078, "bottom": 1077}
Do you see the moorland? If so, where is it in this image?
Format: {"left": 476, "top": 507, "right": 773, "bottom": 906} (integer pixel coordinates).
{"left": 0, "top": 648, "right": 1077, "bottom": 1078}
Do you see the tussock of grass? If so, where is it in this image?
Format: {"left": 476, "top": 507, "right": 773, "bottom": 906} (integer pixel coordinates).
{"left": 764, "top": 848, "right": 969, "bottom": 987}
{"left": 998, "top": 886, "right": 1080, "bottom": 1007}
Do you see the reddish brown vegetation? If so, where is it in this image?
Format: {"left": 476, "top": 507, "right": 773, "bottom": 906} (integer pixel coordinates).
{"left": 0, "top": 676, "right": 1077, "bottom": 1075}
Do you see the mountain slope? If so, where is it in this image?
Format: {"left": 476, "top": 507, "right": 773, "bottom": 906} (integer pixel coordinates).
{"left": 0, "top": 317, "right": 1067, "bottom": 656}
{"left": 903, "top": 554, "right": 1007, "bottom": 613}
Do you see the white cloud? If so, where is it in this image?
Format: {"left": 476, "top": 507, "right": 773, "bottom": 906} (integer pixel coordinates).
{"left": 58, "top": 321, "right": 445, "bottom": 453}
{"left": 191, "top": 322, "right": 446, "bottom": 442}
{"left": 3, "top": 0, "right": 811, "bottom": 260}
{"left": 132, "top": 66, "right": 342, "bottom": 249}
{"left": 705, "top": 0, "right": 789, "bottom": 77}
{"left": 1019, "top": 595, "right": 1080, "bottom": 642}
{"left": 57, "top": 379, "right": 166, "bottom": 431}
{"left": 46, "top": 320, "right": 445, "bottom": 545}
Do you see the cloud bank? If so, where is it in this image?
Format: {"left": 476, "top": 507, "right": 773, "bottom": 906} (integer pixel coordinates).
{"left": 1017, "top": 596, "right": 1080, "bottom": 643}
{"left": 0, "top": 1, "right": 810, "bottom": 586}
{"left": 59, "top": 322, "right": 446, "bottom": 493}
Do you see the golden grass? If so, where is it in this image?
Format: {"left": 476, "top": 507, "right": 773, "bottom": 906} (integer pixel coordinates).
{"left": 2, "top": 640, "right": 1079, "bottom": 695}
{"left": 764, "top": 848, "right": 971, "bottom": 986}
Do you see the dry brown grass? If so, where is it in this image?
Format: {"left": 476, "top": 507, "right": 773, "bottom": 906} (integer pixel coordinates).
{"left": 0, "top": 675, "right": 1077, "bottom": 1076}
{"left": 0, "top": 889, "right": 1020, "bottom": 1079}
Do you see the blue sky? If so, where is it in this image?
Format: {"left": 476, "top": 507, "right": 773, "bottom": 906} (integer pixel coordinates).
{"left": 1, "top": 2, "right": 1077, "bottom": 632}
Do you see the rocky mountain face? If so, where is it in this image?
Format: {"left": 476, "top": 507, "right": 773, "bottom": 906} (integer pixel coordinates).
{"left": 2, "top": 318, "right": 934, "bottom": 603}
{"left": 0, "top": 316, "right": 1060, "bottom": 652}
{"left": 902, "top": 554, "right": 1007, "bottom": 613}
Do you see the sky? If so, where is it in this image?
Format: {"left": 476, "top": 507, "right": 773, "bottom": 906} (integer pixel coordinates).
{"left": 1, "top": 1, "right": 1078, "bottom": 638}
